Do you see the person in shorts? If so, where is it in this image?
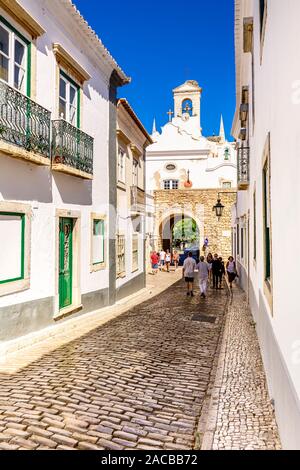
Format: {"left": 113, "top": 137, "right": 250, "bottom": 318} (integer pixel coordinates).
{"left": 159, "top": 249, "right": 166, "bottom": 271}
{"left": 165, "top": 250, "right": 171, "bottom": 272}
{"left": 183, "top": 252, "right": 196, "bottom": 297}
{"left": 150, "top": 251, "right": 159, "bottom": 275}
{"left": 173, "top": 250, "right": 179, "bottom": 271}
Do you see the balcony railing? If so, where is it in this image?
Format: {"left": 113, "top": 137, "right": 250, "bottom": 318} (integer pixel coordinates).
{"left": 237, "top": 146, "right": 250, "bottom": 190}
{"left": 131, "top": 186, "right": 145, "bottom": 213}
{"left": 52, "top": 119, "right": 94, "bottom": 177}
{"left": 0, "top": 81, "right": 51, "bottom": 159}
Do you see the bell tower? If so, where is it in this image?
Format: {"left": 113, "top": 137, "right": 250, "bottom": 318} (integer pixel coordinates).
{"left": 173, "top": 80, "right": 202, "bottom": 134}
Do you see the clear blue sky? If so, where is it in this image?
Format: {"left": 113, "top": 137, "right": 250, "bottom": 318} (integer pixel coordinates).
{"left": 73, "top": 0, "right": 235, "bottom": 139}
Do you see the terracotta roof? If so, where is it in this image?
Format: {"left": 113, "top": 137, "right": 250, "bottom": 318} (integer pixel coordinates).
{"left": 118, "top": 99, "right": 153, "bottom": 144}
{"left": 61, "top": 0, "right": 130, "bottom": 84}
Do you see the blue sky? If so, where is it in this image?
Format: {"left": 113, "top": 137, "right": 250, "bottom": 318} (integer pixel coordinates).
{"left": 73, "top": 0, "right": 235, "bottom": 139}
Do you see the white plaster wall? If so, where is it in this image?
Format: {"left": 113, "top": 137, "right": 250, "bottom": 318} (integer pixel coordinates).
{"left": 0, "top": 0, "right": 113, "bottom": 308}
{"left": 146, "top": 155, "right": 237, "bottom": 191}
{"left": 233, "top": 0, "right": 300, "bottom": 448}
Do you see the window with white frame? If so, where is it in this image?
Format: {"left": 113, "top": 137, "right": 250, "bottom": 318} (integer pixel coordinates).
{"left": 92, "top": 218, "right": 105, "bottom": 267}
{"left": 0, "top": 19, "right": 29, "bottom": 95}
{"left": 222, "top": 181, "right": 232, "bottom": 189}
{"left": 132, "top": 234, "right": 139, "bottom": 272}
{"left": 132, "top": 158, "right": 138, "bottom": 187}
{"left": 116, "top": 234, "right": 125, "bottom": 277}
{"left": 59, "top": 72, "right": 79, "bottom": 127}
{"left": 0, "top": 212, "right": 25, "bottom": 284}
{"left": 164, "top": 180, "right": 179, "bottom": 190}
{"left": 118, "top": 147, "right": 126, "bottom": 183}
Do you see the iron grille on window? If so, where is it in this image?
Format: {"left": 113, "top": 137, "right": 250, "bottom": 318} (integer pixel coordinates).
{"left": 117, "top": 234, "right": 125, "bottom": 277}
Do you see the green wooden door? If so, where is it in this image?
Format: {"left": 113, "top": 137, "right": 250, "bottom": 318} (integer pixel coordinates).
{"left": 59, "top": 218, "right": 73, "bottom": 309}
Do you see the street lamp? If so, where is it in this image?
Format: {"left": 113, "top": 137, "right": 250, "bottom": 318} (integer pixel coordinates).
{"left": 213, "top": 199, "right": 225, "bottom": 220}
{"left": 213, "top": 191, "right": 237, "bottom": 220}
{"left": 240, "top": 103, "right": 249, "bottom": 122}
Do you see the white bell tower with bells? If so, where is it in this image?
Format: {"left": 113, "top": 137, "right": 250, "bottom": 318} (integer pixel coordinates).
{"left": 172, "top": 80, "right": 203, "bottom": 136}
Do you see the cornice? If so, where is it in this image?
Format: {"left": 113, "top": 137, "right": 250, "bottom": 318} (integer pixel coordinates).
{"left": 53, "top": 43, "right": 91, "bottom": 85}
{"left": 0, "top": 0, "right": 45, "bottom": 38}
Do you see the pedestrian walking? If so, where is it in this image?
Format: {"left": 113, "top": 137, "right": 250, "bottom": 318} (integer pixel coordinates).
{"left": 226, "top": 256, "right": 238, "bottom": 289}
{"left": 173, "top": 250, "right": 179, "bottom": 271}
{"left": 196, "top": 256, "right": 210, "bottom": 298}
{"left": 218, "top": 257, "right": 226, "bottom": 289}
{"left": 165, "top": 250, "right": 171, "bottom": 272}
{"left": 207, "top": 252, "right": 213, "bottom": 285}
{"left": 183, "top": 252, "right": 196, "bottom": 297}
{"left": 212, "top": 253, "right": 221, "bottom": 289}
{"left": 159, "top": 249, "right": 166, "bottom": 271}
{"left": 150, "top": 251, "right": 159, "bottom": 275}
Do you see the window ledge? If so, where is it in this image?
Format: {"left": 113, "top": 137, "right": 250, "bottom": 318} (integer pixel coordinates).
{"left": 117, "top": 181, "right": 126, "bottom": 191}
{"left": 0, "top": 278, "right": 30, "bottom": 297}
{"left": 117, "top": 272, "right": 126, "bottom": 279}
{"left": 91, "top": 263, "right": 106, "bottom": 273}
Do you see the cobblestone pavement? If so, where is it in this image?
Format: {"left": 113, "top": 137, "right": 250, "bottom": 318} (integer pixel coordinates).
{"left": 210, "top": 286, "right": 281, "bottom": 450}
{"left": 0, "top": 273, "right": 228, "bottom": 450}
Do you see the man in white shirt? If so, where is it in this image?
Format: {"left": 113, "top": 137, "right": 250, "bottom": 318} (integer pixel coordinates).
{"left": 196, "top": 256, "right": 210, "bottom": 299}
{"left": 159, "top": 250, "right": 166, "bottom": 271}
{"left": 183, "top": 252, "right": 196, "bottom": 297}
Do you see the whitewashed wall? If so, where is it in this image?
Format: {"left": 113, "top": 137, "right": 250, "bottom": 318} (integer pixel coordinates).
{"left": 233, "top": 0, "right": 300, "bottom": 449}
{"left": 0, "top": 0, "right": 113, "bottom": 309}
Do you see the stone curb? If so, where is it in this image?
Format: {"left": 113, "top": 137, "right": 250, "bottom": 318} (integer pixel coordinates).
{"left": 195, "top": 281, "right": 231, "bottom": 450}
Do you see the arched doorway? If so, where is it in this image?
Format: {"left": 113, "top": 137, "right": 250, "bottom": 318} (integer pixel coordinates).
{"left": 159, "top": 214, "right": 200, "bottom": 254}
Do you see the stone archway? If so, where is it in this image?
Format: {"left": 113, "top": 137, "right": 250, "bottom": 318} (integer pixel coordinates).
{"left": 154, "top": 189, "right": 236, "bottom": 261}
{"left": 156, "top": 207, "right": 203, "bottom": 254}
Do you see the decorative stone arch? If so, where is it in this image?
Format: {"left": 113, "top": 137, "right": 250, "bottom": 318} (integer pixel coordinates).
{"left": 156, "top": 207, "right": 203, "bottom": 252}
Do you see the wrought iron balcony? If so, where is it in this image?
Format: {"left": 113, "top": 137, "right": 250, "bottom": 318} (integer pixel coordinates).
{"left": 52, "top": 119, "right": 94, "bottom": 179}
{"left": 131, "top": 186, "right": 145, "bottom": 213}
{"left": 0, "top": 81, "right": 51, "bottom": 162}
{"left": 237, "top": 146, "right": 250, "bottom": 190}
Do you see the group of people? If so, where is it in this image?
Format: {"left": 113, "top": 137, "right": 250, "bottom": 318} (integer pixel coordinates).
{"left": 150, "top": 249, "right": 180, "bottom": 275}
{"left": 183, "top": 252, "right": 238, "bottom": 298}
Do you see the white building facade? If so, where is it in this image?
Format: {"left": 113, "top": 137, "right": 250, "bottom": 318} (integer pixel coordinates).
{"left": 116, "top": 99, "right": 152, "bottom": 299}
{"left": 0, "top": 0, "right": 129, "bottom": 346}
{"left": 146, "top": 80, "right": 237, "bottom": 256}
{"left": 232, "top": 0, "right": 300, "bottom": 449}
{"left": 147, "top": 81, "right": 237, "bottom": 193}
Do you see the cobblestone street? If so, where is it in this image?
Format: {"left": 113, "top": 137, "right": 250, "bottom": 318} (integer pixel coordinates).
{"left": 0, "top": 273, "right": 227, "bottom": 450}
{"left": 204, "top": 287, "right": 281, "bottom": 450}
